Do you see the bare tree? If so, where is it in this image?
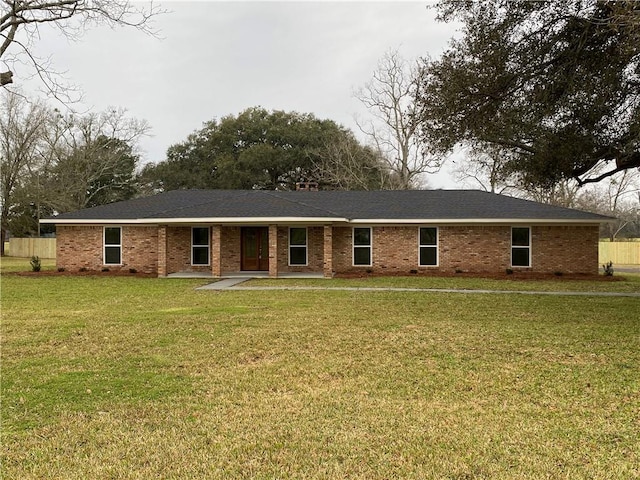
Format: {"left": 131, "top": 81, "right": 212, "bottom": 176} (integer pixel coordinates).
{"left": 43, "top": 107, "right": 150, "bottom": 212}
{"left": 0, "top": 90, "right": 49, "bottom": 254}
{"left": 313, "top": 134, "right": 392, "bottom": 190}
{"left": 355, "top": 49, "right": 440, "bottom": 190}
{"left": 452, "top": 144, "right": 520, "bottom": 194}
{"left": 1, "top": 1, "right": 162, "bottom": 98}
{"left": 520, "top": 179, "right": 583, "bottom": 208}
{"left": 577, "top": 170, "right": 640, "bottom": 240}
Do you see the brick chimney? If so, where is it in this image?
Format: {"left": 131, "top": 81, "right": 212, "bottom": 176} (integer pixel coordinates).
{"left": 295, "top": 181, "right": 319, "bottom": 191}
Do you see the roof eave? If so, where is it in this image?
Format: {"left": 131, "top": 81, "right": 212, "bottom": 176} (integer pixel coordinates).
{"left": 40, "top": 216, "right": 349, "bottom": 225}
{"left": 349, "top": 218, "right": 611, "bottom": 225}
{"left": 41, "top": 216, "right": 611, "bottom": 225}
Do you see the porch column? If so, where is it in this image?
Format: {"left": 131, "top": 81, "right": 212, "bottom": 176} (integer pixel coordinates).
{"left": 211, "top": 225, "right": 222, "bottom": 277}
{"left": 157, "top": 225, "right": 167, "bottom": 277}
{"left": 268, "top": 224, "right": 278, "bottom": 278}
{"left": 323, "top": 224, "right": 333, "bottom": 278}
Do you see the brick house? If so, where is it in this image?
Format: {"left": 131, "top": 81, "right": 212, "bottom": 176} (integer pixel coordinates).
{"left": 40, "top": 189, "right": 611, "bottom": 277}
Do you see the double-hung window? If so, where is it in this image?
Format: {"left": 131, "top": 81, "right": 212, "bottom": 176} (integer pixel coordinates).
{"left": 353, "top": 227, "right": 372, "bottom": 266}
{"left": 419, "top": 227, "right": 438, "bottom": 266}
{"left": 104, "top": 227, "right": 122, "bottom": 265}
{"left": 511, "top": 227, "right": 531, "bottom": 267}
{"left": 289, "top": 227, "right": 307, "bottom": 266}
{"left": 192, "top": 227, "right": 210, "bottom": 265}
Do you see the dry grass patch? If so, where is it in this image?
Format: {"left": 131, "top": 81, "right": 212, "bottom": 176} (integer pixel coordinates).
{"left": 1, "top": 260, "right": 639, "bottom": 479}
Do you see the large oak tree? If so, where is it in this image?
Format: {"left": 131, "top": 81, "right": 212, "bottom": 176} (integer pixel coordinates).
{"left": 139, "top": 107, "right": 389, "bottom": 192}
{"left": 419, "top": 0, "right": 640, "bottom": 187}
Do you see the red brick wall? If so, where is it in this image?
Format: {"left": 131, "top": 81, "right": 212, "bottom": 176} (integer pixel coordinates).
{"left": 56, "top": 223, "right": 600, "bottom": 277}
{"left": 532, "top": 225, "right": 599, "bottom": 274}
{"left": 220, "top": 226, "right": 241, "bottom": 273}
{"left": 56, "top": 225, "right": 158, "bottom": 274}
{"left": 331, "top": 226, "right": 353, "bottom": 273}
{"left": 329, "top": 225, "right": 599, "bottom": 275}
{"left": 439, "top": 226, "right": 511, "bottom": 273}
{"left": 276, "top": 226, "right": 324, "bottom": 273}
{"left": 165, "top": 226, "right": 212, "bottom": 273}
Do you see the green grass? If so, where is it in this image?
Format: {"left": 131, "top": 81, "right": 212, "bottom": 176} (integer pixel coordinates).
{"left": 1, "top": 258, "right": 639, "bottom": 478}
{"left": 245, "top": 272, "right": 640, "bottom": 293}
{"left": 0, "top": 256, "right": 56, "bottom": 273}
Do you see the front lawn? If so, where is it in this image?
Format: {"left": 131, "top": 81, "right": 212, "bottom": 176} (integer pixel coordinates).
{"left": 244, "top": 271, "right": 640, "bottom": 293}
{"left": 1, "top": 259, "right": 638, "bottom": 479}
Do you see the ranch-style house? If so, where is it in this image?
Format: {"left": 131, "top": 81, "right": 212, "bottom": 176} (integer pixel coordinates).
{"left": 40, "top": 189, "right": 612, "bottom": 277}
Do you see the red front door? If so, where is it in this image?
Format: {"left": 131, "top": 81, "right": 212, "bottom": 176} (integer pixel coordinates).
{"left": 241, "top": 227, "right": 269, "bottom": 271}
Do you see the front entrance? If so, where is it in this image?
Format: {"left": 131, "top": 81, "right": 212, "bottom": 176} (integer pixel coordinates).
{"left": 241, "top": 227, "right": 269, "bottom": 271}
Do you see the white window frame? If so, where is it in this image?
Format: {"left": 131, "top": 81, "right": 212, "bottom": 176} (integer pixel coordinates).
{"left": 288, "top": 227, "right": 308, "bottom": 266}
{"left": 191, "top": 226, "right": 210, "bottom": 266}
{"left": 103, "top": 226, "right": 122, "bottom": 265}
{"left": 352, "top": 227, "right": 372, "bottom": 267}
{"left": 418, "top": 226, "right": 439, "bottom": 267}
{"left": 511, "top": 226, "right": 531, "bottom": 268}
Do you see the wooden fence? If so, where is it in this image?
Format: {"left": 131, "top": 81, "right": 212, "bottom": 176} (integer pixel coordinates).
{"left": 6, "top": 238, "right": 56, "bottom": 259}
{"left": 599, "top": 241, "right": 640, "bottom": 266}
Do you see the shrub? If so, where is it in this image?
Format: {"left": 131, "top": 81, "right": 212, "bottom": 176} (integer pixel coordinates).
{"left": 602, "top": 261, "right": 614, "bottom": 276}
{"left": 30, "top": 256, "right": 41, "bottom": 272}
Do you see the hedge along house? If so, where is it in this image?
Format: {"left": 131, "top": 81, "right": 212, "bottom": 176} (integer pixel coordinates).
{"left": 40, "top": 189, "right": 612, "bottom": 278}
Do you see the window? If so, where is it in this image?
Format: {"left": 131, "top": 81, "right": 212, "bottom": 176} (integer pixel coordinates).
{"left": 511, "top": 227, "right": 531, "bottom": 267}
{"left": 289, "top": 227, "right": 307, "bottom": 266}
{"left": 419, "top": 227, "right": 438, "bottom": 266}
{"left": 104, "top": 227, "right": 121, "bottom": 265}
{"left": 192, "top": 227, "right": 210, "bottom": 265}
{"left": 353, "top": 227, "right": 372, "bottom": 266}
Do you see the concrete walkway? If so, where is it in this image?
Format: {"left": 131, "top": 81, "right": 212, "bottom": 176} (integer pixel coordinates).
{"left": 196, "top": 277, "right": 252, "bottom": 290}
{"left": 197, "top": 280, "right": 640, "bottom": 297}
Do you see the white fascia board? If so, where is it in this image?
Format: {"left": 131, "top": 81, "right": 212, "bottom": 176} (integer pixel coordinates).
{"left": 41, "top": 216, "right": 347, "bottom": 225}
{"left": 349, "top": 218, "right": 607, "bottom": 225}
{"left": 41, "top": 216, "right": 609, "bottom": 226}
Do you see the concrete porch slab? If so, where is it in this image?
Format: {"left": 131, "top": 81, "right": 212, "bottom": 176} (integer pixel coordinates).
{"left": 167, "top": 271, "right": 326, "bottom": 279}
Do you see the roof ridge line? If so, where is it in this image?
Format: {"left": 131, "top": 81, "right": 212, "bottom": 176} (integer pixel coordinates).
{"left": 259, "top": 191, "right": 348, "bottom": 219}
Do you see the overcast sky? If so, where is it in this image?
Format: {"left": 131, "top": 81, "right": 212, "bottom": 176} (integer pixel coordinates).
{"left": 23, "top": 1, "right": 461, "bottom": 188}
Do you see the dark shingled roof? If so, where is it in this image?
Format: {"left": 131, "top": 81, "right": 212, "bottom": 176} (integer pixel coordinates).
{"left": 44, "top": 189, "right": 612, "bottom": 223}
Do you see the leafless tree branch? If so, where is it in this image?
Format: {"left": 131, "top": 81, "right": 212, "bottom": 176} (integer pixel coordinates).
{"left": 355, "top": 49, "right": 441, "bottom": 189}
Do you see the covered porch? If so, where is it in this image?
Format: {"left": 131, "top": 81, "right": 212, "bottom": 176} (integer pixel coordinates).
{"left": 157, "top": 224, "right": 334, "bottom": 278}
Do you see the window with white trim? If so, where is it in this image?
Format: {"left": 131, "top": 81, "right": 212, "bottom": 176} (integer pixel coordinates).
{"left": 511, "top": 227, "right": 531, "bottom": 267}
{"left": 419, "top": 227, "right": 438, "bottom": 266}
{"left": 192, "top": 227, "right": 210, "bottom": 265}
{"left": 104, "top": 227, "right": 122, "bottom": 265}
{"left": 353, "top": 227, "right": 372, "bottom": 266}
{"left": 289, "top": 227, "right": 307, "bottom": 266}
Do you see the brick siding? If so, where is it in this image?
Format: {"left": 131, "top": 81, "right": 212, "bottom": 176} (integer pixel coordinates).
{"left": 55, "top": 223, "right": 600, "bottom": 276}
{"left": 275, "top": 226, "right": 324, "bottom": 274}
{"left": 56, "top": 225, "right": 158, "bottom": 274}
{"left": 220, "top": 226, "right": 241, "bottom": 273}
{"left": 531, "top": 225, "right": 599, "bottom": 274}
{"left": 330, "top": 225, "right": 599, "bottom": 275}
